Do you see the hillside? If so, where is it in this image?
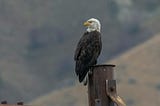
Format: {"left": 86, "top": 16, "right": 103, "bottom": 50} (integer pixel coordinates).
{"left": 31, "top": 85, "right": 87, "bottom": 106}
{"left": 0, "top": 0, "right": 160, "bottom": 102}
{"left": 31, "top": 33, "right": 160, "bottom": 106}
{"left": 110, "top": 33, "right": 160, "bottom": 106}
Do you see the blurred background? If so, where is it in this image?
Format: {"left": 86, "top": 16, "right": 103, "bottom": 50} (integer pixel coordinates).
{"left": 0, "top": 0, "right": 160, "bottom": 106}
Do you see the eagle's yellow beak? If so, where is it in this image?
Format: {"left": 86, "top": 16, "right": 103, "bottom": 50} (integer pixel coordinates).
{"left": 83, "top": 21, "right": 91, "bottom": 26}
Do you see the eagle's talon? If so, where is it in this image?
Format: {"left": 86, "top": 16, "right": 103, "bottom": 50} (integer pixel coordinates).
{"left": 88, "top": 70, "right": 93, "bottom": 75}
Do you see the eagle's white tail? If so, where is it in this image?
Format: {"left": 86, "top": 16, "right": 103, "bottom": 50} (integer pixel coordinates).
{"left": 83, "top": 73, "right": 88, "bottom": 86}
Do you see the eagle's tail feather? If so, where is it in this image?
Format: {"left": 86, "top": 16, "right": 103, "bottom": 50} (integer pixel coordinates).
{"left": 76, "top": 61, "right": 90, "bottom": 83}
{"left": 83, "top": 74, "right": 88, "bottom": 86}
{"left": 78, "top": 66, "right": 89, "bottom": 82}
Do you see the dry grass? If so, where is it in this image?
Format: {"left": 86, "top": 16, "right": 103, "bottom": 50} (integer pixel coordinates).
{"left": 109, "top": 33, "right": 160, "bottom": 106}
{"left": 31, "top": 84, "right": 88, "bottom": 106}
{"left": 31, "top": 33, "right": 160, "bottom": 106}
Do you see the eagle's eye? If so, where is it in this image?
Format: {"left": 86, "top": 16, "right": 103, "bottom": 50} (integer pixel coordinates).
{"left": 88, "top": 21, "right": 92, "bottom": 23}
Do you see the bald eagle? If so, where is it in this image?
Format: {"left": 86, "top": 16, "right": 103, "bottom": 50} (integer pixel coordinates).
{"left": 74, "top": 18, "right": 102, "bottom": 85}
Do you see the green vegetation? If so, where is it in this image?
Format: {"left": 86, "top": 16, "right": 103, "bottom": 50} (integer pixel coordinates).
{"left": 126, "top": 98, "right": 135, "bottom": 106}
{"left": 155, "top": 84, "right": 160, "bottom": 91}
{"left": 128, "top": 78, "right": 137, "bottom": 85}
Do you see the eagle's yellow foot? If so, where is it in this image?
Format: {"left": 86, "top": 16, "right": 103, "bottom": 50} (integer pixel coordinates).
{"left": 88, "top": 70, "right": 92, "bottom": 75}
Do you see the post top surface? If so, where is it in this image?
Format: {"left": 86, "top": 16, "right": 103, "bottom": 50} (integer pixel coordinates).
{"left": 90, "top": 64, "right": 116, "bottom": 67}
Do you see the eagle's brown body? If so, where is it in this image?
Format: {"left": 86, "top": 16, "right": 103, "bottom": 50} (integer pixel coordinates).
{"left": 74, "top": 31, "right": 102, "bottom": 82}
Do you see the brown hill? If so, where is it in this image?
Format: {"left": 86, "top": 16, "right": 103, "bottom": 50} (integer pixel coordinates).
{"left": 109, "top": 33, "right": 160, "bottom": 106}
{"left": 31, "top": 34, "right": 160, "bottom": 106}
{"left": 30, "top": 85, "right": 87, "bottom": 106}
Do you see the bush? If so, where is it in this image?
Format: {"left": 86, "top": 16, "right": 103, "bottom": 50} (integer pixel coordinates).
{"left": 128, "top": 78, "right": 137, "bottom": 84}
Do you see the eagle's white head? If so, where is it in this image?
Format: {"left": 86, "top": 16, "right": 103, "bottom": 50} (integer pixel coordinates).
{"left": 83, "top": 18, "right": 101, "bottom": 32}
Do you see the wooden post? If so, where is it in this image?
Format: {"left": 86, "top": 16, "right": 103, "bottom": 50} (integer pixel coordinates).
{"left": 88, "top": 64, "right": 115, "bottom": 106}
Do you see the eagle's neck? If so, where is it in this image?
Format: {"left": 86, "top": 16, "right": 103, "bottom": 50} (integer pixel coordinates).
{"left": 87, "top": 26, "right": 100, "bottom": 32}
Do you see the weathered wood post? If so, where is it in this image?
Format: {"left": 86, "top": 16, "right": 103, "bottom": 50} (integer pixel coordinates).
{"left": 88, "top": 64, "right": 115, "bottom": 106}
